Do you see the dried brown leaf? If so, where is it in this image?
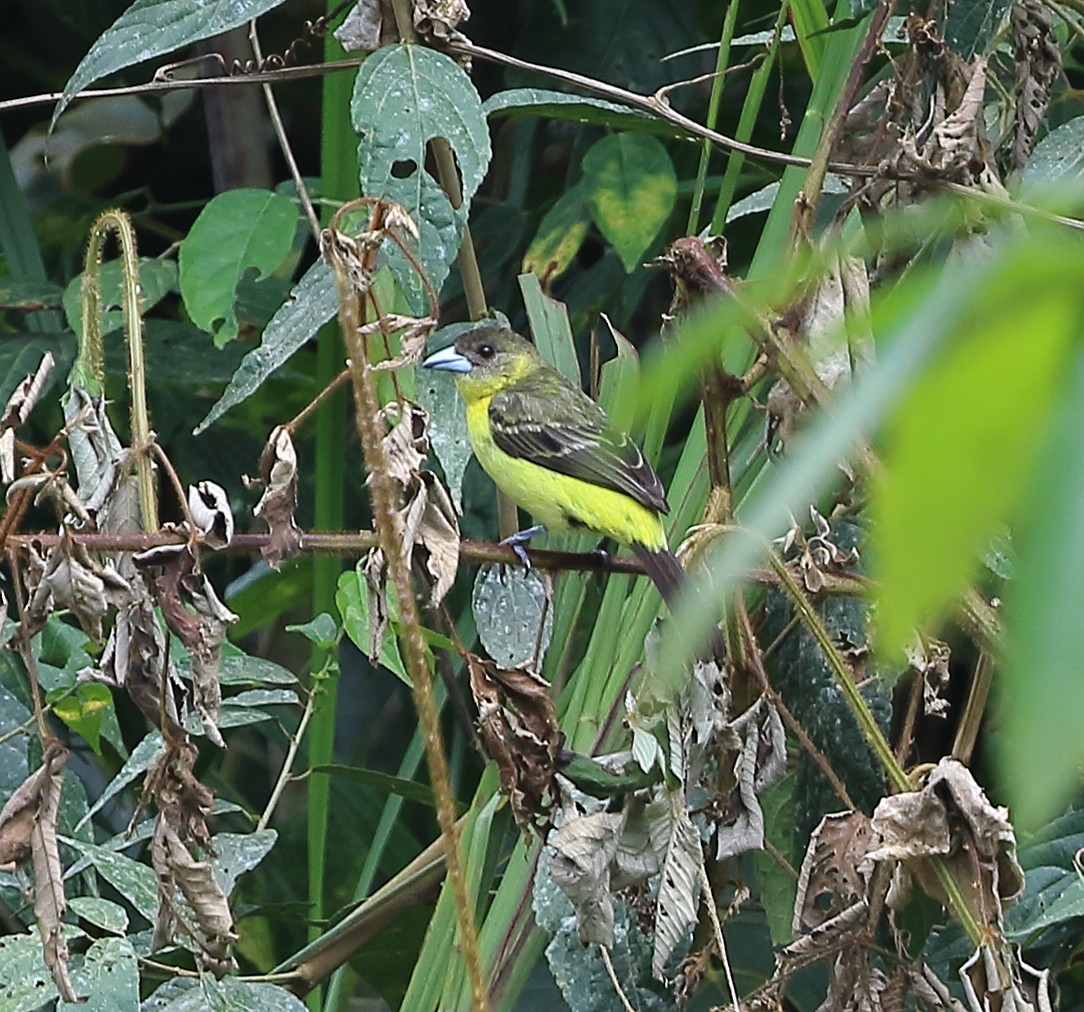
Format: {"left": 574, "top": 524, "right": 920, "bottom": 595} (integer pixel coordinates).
{"left": 961, "top": 942, "right": 1052, "bottom": 1012}
{"left": 400, "top": 471, "right": 460, "bottom": 605}
{"left": 1010, "top": 0, "right": 1061, "bottom": 174}
{"left": 91, "top": 584, "right": 185, "bottom": 739}
{"left": 714, "top": 698, "right": 786, "bottom": 860}
{"left": 365, "top": 316, "right": 438, "bottom": 370}
{"left": 793, "top": 811, "right": 873, "bottom": 936}
{"left": 252, "top": 426, "right": 302, "bottom": 569}
{"left": 466, "top": 652, "right": 560, "bottom": 832}
{"left": 152, "top": 818, "right": 238, "bottom": 977}
{"left": 31, "top": 746, "right": 78, "bottom": 1003}
{"left": 136, "top": 548, "right": 237, "bottom": 747}
{"left": 334, "top": 0, "right": 396, "bottom": 51}
{"left": 26, "top": 529, "right": 131, "bottom": 640}
{"left": 0, "top": 760, "right": 51, "bottom": 870}
{"left": 548, "top": 810, "right": 624, "bottom": 947}
{"left": 362, "top": 548, "right": 390, "bottom": 661}
{"left": 865, "top": 759, "right": 1023, "bottom": 931}
{"left": 1, "top": 352, "right": 54, "bottom": 482}
{"left": 379, "top": 401, "right": 428, "bottom": 488}
{"left": 816, "top": 949, "right": 889, "bottom": 1012}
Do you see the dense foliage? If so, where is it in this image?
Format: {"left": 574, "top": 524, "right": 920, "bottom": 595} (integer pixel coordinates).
{"left": 1, "top": 0, "right": 1084, "bottom": 1009}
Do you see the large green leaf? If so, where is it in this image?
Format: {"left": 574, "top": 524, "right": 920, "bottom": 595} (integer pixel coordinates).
{"left": 872, "top": 250, "right": 1077, "bottom": 653}
{"left": 56, "top": 0, "right": 289, "bottom": 123}
{"left": 1000, "top": 352, "right": 1084, "bottom": 828}
{"left": 351, "top": 44, "right": 490, "bottom": 312}
{"left": 60, "top": 937, "right": 139, "bottom": 1012}
{"left": 178, "top": 188, "right": 298, "bottom": 347}
{"left": 581, "top": 133, "right": 676, "bottom": 272}
{"left": 194, "top": 258, "right": 336, "bottom": 433}
{"left": 1022, "top": 116, "right": 1084, "bottom": 195}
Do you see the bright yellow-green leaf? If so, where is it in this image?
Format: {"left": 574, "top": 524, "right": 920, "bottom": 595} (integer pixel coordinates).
{"left": 49, "top": 682, "right": 113, "bottom": 755}
{"left": 1000, "top": 351, "right": 1084, "bottom": 828}
{"left": 582, "top": 133, "right": 677, "bottom": 272}
{"left": 873, "top": 283, "right": 1076, "bottom": 654}
{"left": 522, "top": 184, "right": 591, "bottom": 284}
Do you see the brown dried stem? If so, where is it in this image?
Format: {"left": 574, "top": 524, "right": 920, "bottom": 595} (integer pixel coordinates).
{"left": 324, "top": 198, "right": 488, "bottom": 1010}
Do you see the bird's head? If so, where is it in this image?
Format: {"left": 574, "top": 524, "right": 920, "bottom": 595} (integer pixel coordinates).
{"left": 422, "top": 325, "right": 541, "bottom": 400}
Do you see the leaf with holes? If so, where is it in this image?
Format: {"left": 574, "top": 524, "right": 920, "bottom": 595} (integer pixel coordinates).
{"left": 581, "top": 134, "right": 676, "bottom": 272}
{"left": 179, "top": 189, "right": 298, "bottom": 347}
{"left": 351, "top": 44, "right": 490, "bottom": 312}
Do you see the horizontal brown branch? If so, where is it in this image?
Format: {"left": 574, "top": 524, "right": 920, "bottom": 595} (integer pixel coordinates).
{"left": 5, "top": 528, "right": 868, "bottom": 594}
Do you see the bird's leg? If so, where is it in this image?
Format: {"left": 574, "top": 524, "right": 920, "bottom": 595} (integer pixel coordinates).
{"left": 500, "top": 524, "right": 546, "bottom": 568}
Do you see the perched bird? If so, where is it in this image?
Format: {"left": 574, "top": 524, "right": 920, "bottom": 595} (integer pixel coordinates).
{"left": 422, "top": 323, "right": 689, "bottom": 605}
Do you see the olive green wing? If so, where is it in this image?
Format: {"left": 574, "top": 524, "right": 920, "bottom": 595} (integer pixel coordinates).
{"left": 488, "top": 372, "right": 668, "bottom": 514}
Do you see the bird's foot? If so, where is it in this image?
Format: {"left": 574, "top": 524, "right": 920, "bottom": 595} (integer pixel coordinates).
{"left": 500, "top": 525, "right": 546, "bottom": 569}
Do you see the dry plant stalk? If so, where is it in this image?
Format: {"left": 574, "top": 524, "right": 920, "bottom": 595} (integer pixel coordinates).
{"left": 321, "top": 196, "right": 489, "bottom": 1010}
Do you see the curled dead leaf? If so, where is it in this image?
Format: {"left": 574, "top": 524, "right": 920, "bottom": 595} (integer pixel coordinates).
{"left": 31, "top": 745, "right": 79, "bottom": 1003}
{"left": 25, "top": 529, "right": 131, "bottom": 640}
{"left": 864, "top": 758, "right": 1023, "bottom": 931}
{"left": 379, "top": 401, "right": 428, "bottom": 488}
{"left": 793, "top": 811, "right": 873, "bottom": 938}
{"left": 252, "top": 426, "right": 302, "bottom": 569}
{"left": 466, "top": 652, "right": 560, "bottom": 833}
{"left": 136, "top": 547, "right": 237, "bottom": 747}
{"left": 399, "top": 471, "right": 459, "bottom": 605}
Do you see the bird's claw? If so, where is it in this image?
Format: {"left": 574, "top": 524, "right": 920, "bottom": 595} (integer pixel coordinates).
{"left": 499, "top": 525, "right": 546, "bottom": 571}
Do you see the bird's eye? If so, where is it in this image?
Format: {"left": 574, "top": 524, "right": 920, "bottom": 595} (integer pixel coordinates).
{"left": 477, "top": 343, "right": 495, "bottom": 359}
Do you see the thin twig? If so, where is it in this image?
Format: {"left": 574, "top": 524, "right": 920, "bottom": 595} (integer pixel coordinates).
{"left": 598, "top": 946, "right": 636, "bottom": 1012}
{"left": 7, "top": 549, "right": 50, "bottom": 743}
{"left": 699, "top": 859, "right": 740, "bottom": 1012}
{"left": 258, "top": 684, "right": 318, "bottom": 831}
{"left": 249, "top": 22, "right": 321, "bottom": 239}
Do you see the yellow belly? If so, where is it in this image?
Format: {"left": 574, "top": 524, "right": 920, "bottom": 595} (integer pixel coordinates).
{"left": 465, "top": 400, "right": 666, "bottom": 549}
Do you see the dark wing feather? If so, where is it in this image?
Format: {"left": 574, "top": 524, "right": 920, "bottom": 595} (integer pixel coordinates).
{"left": 488, "top": 371, "right": 668, "bottom": 514}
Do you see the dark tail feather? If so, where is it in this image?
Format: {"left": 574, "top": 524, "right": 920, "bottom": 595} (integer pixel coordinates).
{"left": 631, "top": 544, "right": 688, "bottom": 607}
{"left": 631, "top": 544, "right": 726, "bottom": 661}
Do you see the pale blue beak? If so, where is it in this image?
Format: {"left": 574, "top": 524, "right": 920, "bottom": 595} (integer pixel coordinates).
{"left": 422, "top": 346, "right": 473, "bottom": 373}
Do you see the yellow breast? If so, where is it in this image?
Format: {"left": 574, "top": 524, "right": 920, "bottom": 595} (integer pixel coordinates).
{"left": 464, "top": 398, "right": 666, "bottom": 550}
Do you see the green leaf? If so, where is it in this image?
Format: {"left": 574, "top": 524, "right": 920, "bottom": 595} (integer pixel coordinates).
{"left": 1022, "top": 116, "right": 1084, "bottom": 195}
{"left": 64, "top": 256, "right": 177, "bottom": 337}
{"left": 581, "top": 133, "right": 676, "bottom": 272}
{"left": 483, "top": 88, "right": 668, "bottom": 134}
{"left": 752, "top": 772, "right": 798, "bottom": 945}
{"left": 178, "top": 188, "right": 298, "bottom": 347}
{"left": 944, "top": 0, "right": 1012, "bottom": 59}
{"left": 0, "top": 278, "right": 64, "bottom": 311}
{"left": 312, "top": 764, "right": 449, "bottom": 810}
{"left": 75, "top": 731, "right": 165, "bottom": 832}
{"left": 336, "top": 568, "right": 409, "bottom": 684}
{"left": 62, "top": 836, "right": 159, "bottom": 923}
{"left": 56, "top": 0, "right": 289, "bottom": 123}
{"left": 872, "top": 263, "right": 1076, "bottom": 654}
{"left": 416, "top": 329, "right": 473, "bottom": 514}
{"left": 48, "top": 682, "right": 113, "bottom": 755}
{"left": 521, "top": 184, "right": 591, "bottom": 284}
{"left": 472, "top": 565, "right": 554, "bottom": 669}
{"left": 286, "top": 612, "right": 338, "bottom": 650}
{"left": 68, "top": 896, "right": 129, "bottom": 935}
{"left": 351, "top": 44, "right": 490, "bottom": 312}
{"left": 194, "top": 258, "right": 337, "bottom": 433}
{"left": 145, "top": 976, "right": 309, "bottom": 1011}
{"left": 1000, "top": 353, "right": 1084, "bottom": 828}
{"left": 0, "top": 931, "right": 60, "bottom": 1010}
{"left": 210, "top": 830, "right": 278, "bottom": 895}
{"left": 519, "top": 273, "right": 580, "bottom": 384}
{"left": 61, "top": 936, "right": 139, "bottom": 1012}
